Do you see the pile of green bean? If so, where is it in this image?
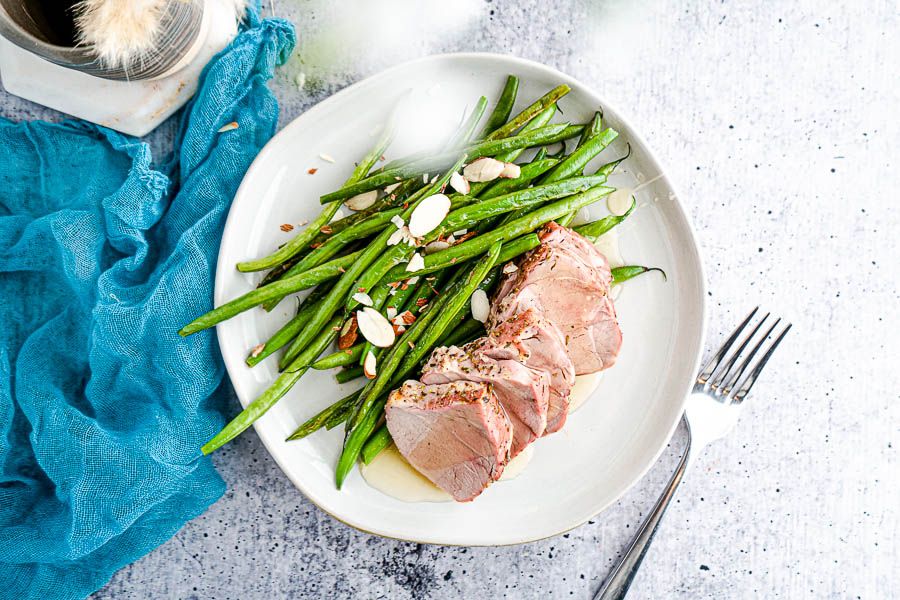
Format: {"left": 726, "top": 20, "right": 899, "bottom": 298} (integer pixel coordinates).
{"left": 179, "top": 76, "right": 663, "bottom": 487}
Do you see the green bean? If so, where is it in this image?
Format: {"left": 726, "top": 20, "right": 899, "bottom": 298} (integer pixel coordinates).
{"left": 262, "top": 208, "right": 404, "bottom": 311}
{"left": 246, "top": 281, "right": 334, "bottom": 366}
{"left": 179, "top": 251, "right": 363, "bottom": 336}
{"left": 336, "top": 242, "right": 502, "bottom": 487}
{"left": 479, "top": 75, "right": 519, "bottom": 138}
{"left": 336, "top": 366, "right": 365, "bottom": 384}
{"left": 318, "top": 123, "right": 583, "bottom": 204}
{"left": 201, "top": 314, "right": 343, "bottom": 454}
{"left": 382, "top": 186, "right": 614, "bottom": 283}
{"left": 312, "top": 343, "right": 364, "bottom": 369}
{"left": 445, "top": 96, "right": 488, "bottom": 148}
{"left": 573, "top": 197, "right": 636, "bottom": 241}
{"left": 237, "top": 119, "right": 396, "bottom": 272}
{"left": 540, "top": 128, "right": 618, "bottom": 184}
{"left": 286, "top": 390, "right": 361, "bottom": 441}
{"left": 442, "top": 176, "right": 607, "bottom": 233}
{"left": 612, "top": 265, "right": 667, "bottom": 284}
{"left": 577, "top": 111, "right": 603, "bottom": 149}
{"left": 361, "top": 423, "right": 392, "bottom": 464}
{"left": 486, "top": 84, "right": 570, "bottom": 140}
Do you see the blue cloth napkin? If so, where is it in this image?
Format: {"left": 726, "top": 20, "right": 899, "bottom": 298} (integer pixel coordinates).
{"left": 0, "top": 11, "right": 295, "bottom": 599}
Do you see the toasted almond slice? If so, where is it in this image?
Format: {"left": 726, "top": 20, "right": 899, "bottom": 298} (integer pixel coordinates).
{"left": 398, "top": 310, "right": 417, "bottom": 325}
{"left": 345, "top": 190, "right": 378, "bottom": 211}
{"left": 352, "top": 292, "right": 373, "bottom": 306}
{"left": 446, "top": 235, "right": 456, "bottom": 244}
{"left": 408, "top": 193, "right": 450, "bottom": 237}
{"left": 424, "top": 240, "right": 450, "bottom": 254}
{"left": 338, "top": 316, "right": 359, "bottom": 349}
{"left": 470, "top": 289, "right": 490, "bottom": 323}
{"left": 319, "top": 153, "right": 335, "bottom": 163}
{"left": 363, "top": 351, "right": 377, "bottom": 379}
{"left": 217, "top": 121, "right": 239, "bottom": 132}
{"left": 356, "top": 307, "right": 396, "bottom": 348}
{"left": 390, "top": 215, "right": 405, "bottom": 229}
{"left": 331, "top": 209, "right": 344, "bottom": 222}
{"left": 452, "top": 229, "right": 468, "bottom": 236}
{"left": 406, "top": 276, "right": 420, "bottom": 285}
{"left": 463, "top": 157, "right": 505, "bottom": 182}
{"left": 384, "top": 182, "right": 401, "bottom": 193}
{"left": 449, "top": 172, "right": 470, "bottom": 194}
{"left": 250, "top": 343, "right": 265, "bottom": 358}
{"left": 387, "top": 227, "right": 406, "bottom": 246}
{"left": 502, "top": 262, "right": 519, "bottom": 274}
{"left": 405, "top": 252, "right": 425, "bottom": 272}
{"left": 393, "top": 324, "right": 406, "bottom": 335}
{"left": 499, "top": 162, "right": 521, "bottom": 179}
{"left": 386, "top": 306, "right": 398, "bottom": 320}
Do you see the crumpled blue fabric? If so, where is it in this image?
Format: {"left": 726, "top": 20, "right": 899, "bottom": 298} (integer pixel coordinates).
{"left": 0, "top": 11, "right": 295, "bottom": 600}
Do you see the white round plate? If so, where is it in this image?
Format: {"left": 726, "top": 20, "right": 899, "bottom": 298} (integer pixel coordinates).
{"left": 216, "top": 53, "right": 706, "bottom": 545}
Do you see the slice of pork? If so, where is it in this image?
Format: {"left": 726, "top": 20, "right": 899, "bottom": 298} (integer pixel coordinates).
{"left": 490, "top": 222, "right": 622, "bottom": 375}
{"left": 470, "top": 308, "right": 575, "bottom": 434}
{"left": 421, "top": 345, "right": 550, "bottom": 458}
{"left": 385, "top": 380, "right": 512, "bottom": 502}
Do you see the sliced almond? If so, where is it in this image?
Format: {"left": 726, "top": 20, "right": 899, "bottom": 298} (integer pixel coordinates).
{"left": 384, "top": 182, "right": 401, "bottom": 193}
{"left": 345, "top": 190, "right": 378, "bottom": 211}
{"left": 338, "top": 316, "right": 359, "bottom": 349}
{"left": 217, "top": 121, "right": 239, "bottom": 132}
{"left": 463, "top": 157, "right": 505, "bottom": 182}
{"left": 399, "top": 310, "right": 417, "bottom": 325}
{"left": 405, "top": 252, "right": 425, "bottom": 272}
{"left": 387, "top": 227, "right": 407, "bottom": 246}
{"left": 356, "top": 307, "right": 396, "bottom": 347}
{"left": 446, "top": 235, "right": 456, "bottom": 244}
{"left": 470, "top": 289, "right": 490, "bottom": 323}
{"left": 352, "top": 292, "right": 373, "bottom": 306}
{"left": 452, "top": 229, "right": 468, "bottom": 236}
{"left": 502, "top": 262, "right": 519, "bottom": 274}
{"left": 386, "top": 306, "right": 398, "bottom": 320}
{"left": 319, "top": 153, "right": 335, "bottom": 163}
{"left": 406, "top": 276, "right": 420, "bottom": 285}
{"left": 499, "top": 162, "right": 521, "bottom": 179}
{"left": 363, "top": 351, "right": 377, "bottom": 379}
{"left": 449, "top": 172, "right": 470, "bottom": 194}
{"left": 392, "top": 324, "right": 406, "bottom": 335}
{"left": 250, "top": 343, "right": 265, "bottom": 358}
{"left": 390, "top": 215, "right": 405, "bottom": 229}
{"left": 408, "top": 194, "right": 450, "bottom": 237}
{"left": 425, "top": 240, "right": 450, "bottom": 254}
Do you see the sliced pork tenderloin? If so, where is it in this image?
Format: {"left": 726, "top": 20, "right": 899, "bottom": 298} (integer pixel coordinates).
{"left": 470, "top": 308, "right": 576, "bottom": 434}
{"left": 421, "top": 345, "right": 550, "bottom": 458}
{"left": 385, "top": 380, "right": 512, "bottom": 502}
{"left": 490, "top": 222, "right": 622, "bottom": 375}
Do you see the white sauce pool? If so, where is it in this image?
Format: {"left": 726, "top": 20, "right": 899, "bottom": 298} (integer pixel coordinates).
{"left": 361, "top": 439, "right": 535, "bottom": 503}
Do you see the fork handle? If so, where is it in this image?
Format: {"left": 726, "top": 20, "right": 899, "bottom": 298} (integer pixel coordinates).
{"left": 593, "top": 424, "right": 692, "bottom": 600}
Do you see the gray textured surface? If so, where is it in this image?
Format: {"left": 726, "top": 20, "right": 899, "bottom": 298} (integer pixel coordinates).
{"left": 3, "top": 0, "right": 896, "bottom": 598}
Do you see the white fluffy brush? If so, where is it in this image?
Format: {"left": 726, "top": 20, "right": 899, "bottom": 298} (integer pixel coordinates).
{"left": 73, "top": 0, "right": 247, "bottom": 70}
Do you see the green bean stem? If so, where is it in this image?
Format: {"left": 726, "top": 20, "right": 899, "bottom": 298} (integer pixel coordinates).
{"left": 612, "top": 265, "right": 667, "bottom": 284}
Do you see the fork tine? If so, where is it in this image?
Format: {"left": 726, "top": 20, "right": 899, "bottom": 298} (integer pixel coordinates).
{"left": 719, "top": 316, "right": 778, "bottom": 393}
{"left": 698, "top": 306, "right": 758, "bottom": 385}
{"left": 710, "top": 312, "right": 770, "bottom": 391}
{"left": 731, "top": 323, "right": 792, "bottom": 403}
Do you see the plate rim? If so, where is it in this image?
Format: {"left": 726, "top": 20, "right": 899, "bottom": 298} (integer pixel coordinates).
{"left": 215, "top": 51, "right": 708, "bottom": 546}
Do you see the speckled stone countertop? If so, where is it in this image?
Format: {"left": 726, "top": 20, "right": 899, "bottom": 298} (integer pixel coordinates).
{"left": 3, "top": 1, "right": 895, "bottom": 598}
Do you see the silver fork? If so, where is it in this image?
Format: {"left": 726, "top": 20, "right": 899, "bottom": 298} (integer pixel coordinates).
{"left": 594, "top": 307, "right": 792, "bottom": 600}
